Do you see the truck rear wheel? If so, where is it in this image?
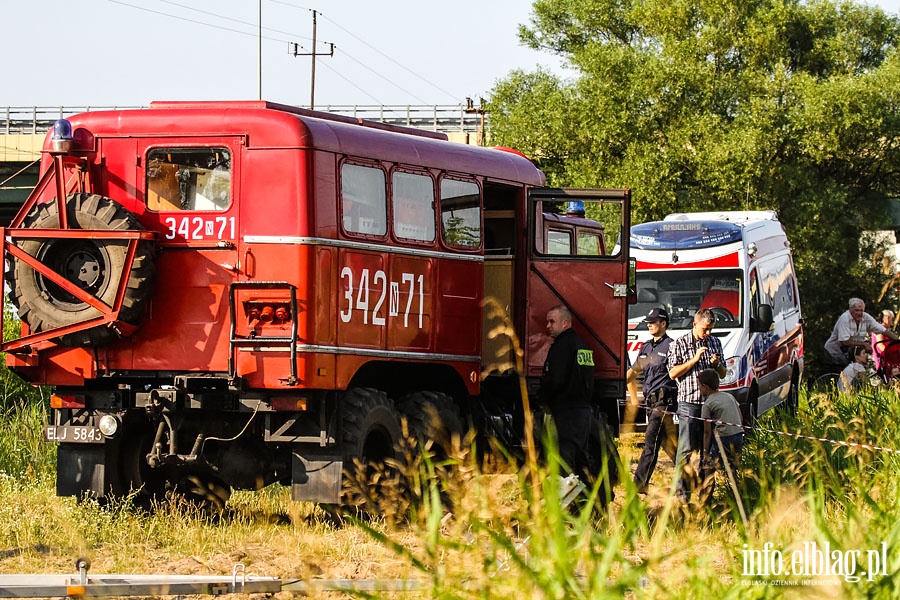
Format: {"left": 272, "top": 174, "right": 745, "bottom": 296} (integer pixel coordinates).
{"left": 113, "top": 423, "right": 168, "bottom": 507}
{"left": 8, "top": 193, "right": 155, "bottom": 346}
{"left": 115, "top": 420, "right": 231, "bottom": 512}
{"left": 340, "top": 388, "right": 406, "bottom": 511}
{"left": 398, "top": 391, "right": 463, "bottom": 461}
{"left": 175, "top": 475, "right": 232, "bottom": 512}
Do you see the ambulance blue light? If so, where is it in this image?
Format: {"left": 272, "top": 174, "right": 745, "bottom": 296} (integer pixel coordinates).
{"left": 630, "top": 220, "right": 743, "bottom": 250}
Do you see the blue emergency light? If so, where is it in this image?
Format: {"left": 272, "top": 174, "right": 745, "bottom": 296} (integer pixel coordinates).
{"left": 565, "top": 201, "right": 585, "bottom": 217}
{"left": 50, "top": 119, "right": 73, "bottom": 153}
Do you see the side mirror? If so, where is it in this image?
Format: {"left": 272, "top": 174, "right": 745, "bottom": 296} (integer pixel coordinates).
{"left": 752, "top": 304, "right": 774, "bottom": 332}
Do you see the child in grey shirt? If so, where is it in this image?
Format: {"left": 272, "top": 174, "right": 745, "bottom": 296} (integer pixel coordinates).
{"left": 697, "top": 369, "right": 744, "bottom": 502}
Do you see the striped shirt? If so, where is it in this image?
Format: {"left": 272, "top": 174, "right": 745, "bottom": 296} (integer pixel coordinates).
{"left": 667, "top": 331, "right": 725, "bottom": 405}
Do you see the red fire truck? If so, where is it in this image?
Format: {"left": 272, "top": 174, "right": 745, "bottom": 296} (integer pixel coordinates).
{"left": 2, "top": 101, "right": 631, "bottom": 507}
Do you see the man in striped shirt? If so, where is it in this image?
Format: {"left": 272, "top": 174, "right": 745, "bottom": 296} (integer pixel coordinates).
{"left": 667, "top": 308, "right": 727, "bottom": 501}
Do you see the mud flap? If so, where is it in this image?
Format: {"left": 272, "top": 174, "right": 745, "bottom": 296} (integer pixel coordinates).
{"left": 291, "top": 451, "right": 342, "bottom": 504}
{"left": 57, "top": 444, "right": 106, "bottom": 497}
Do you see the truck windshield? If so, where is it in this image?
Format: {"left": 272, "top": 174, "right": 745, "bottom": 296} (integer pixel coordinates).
{"left": 628, "top": 269, "right": 743, "bottom": 330}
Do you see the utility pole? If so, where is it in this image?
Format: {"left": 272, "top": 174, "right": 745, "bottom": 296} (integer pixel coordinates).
{"left": 465, "top": 97, "right": 488, "bottom": 146}
{"left": 310, "top": 10, "right": 317, "bottom": 109}
{"left": 290, "top": 10, "right": 334, "bottom": 110}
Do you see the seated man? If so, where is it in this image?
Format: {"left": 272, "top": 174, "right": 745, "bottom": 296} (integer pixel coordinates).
{"left": 824, "top": 298, "right": 897, "bottom": 367}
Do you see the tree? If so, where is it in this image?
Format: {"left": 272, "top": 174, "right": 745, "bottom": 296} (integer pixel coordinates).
{"left": 488, "top": 0, "right": 900, "bottom": 372}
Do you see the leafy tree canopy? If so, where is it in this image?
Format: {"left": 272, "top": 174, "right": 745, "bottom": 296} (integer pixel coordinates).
{"left": 488, "top": 0, "right": 900, "bottom": 369}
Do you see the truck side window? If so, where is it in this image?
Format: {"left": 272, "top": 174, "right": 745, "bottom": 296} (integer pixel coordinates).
{"left": 440, "top": 179, "right": 481, "bottom": 249}
{"left": 392, "top": 171, "right": 435, "bottom": 242}
{"left": 577, "top": 232, "right": 602, "bottom": 255}
{"left": 147, "top": 148, "right": 231, "bottom": 211}
{"left": 547, "top": 228, "right": 572, "bottom": 254}
{"left": 341, "top": 163, "right": 387, "bottom": 236}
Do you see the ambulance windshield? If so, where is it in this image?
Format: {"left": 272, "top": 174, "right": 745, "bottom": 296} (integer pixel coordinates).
{"left": 628, "top": 269, "right": 743, "bottom": 330}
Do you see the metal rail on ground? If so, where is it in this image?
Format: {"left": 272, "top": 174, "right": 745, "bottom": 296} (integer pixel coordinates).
{"left": 0, "top": 562, "right": 429, "bottom": 597}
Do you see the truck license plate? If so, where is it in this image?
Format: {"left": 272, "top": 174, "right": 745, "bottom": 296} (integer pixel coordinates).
{"left": 44, "top": 426, "right": 104, "bottom": 443}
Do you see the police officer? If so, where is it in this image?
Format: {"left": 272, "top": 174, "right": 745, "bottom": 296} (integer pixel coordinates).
{"left": 540, "top": 305, "right": 595, "bottom": 481}
{"left": 626, "top": 307, "right": 678, "bottom": 493}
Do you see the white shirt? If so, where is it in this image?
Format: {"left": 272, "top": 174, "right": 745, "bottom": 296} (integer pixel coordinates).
{"left": 838, "top": 362, "right": 866, "bottom": 392}
{"left": 824, "top": 311, "right": 885, "bottom": 363}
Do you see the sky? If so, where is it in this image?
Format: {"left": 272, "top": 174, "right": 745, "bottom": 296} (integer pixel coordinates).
{"left": 3, "top": 0, "right": 900, "bottom": 109}
{"left": 1, "top": 0, "right": 562, "bottom": 109}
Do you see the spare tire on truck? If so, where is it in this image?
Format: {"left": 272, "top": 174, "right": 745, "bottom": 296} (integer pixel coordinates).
{"left": 7, "top": 193, "right": 156, "bottom": 346}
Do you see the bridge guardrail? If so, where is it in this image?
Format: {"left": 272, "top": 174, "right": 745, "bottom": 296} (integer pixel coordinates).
{"left": 1, "top": 104, "right": 484, "bottom": 135}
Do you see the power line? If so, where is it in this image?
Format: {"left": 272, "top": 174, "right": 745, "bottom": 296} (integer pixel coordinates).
{"left": 335, "top": 48, "right": 430, "bottom": 105}
{"left": 107, "top": 0, "right": 453, "bottom": 105}
{"left": 269, "top": 1, "right": 459, "bottom": 102}
{"left": 317, "top": 12, "right": 459, "bottom": 101}
{"left": 107, "top": 0, "right": 293, "bottom": 44}
{"left": 311, "top": 60, "right": 385, "bottom": 105}
{"left": 156, "top": 0, "right": 327, "bottom": 46}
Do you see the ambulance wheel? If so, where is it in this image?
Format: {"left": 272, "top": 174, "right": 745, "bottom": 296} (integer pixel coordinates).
{"left": 398, "top": 391, "right": 463, "bottom": 461}
{"left": 340, "top": 388, "right": 406, "bottom": 513}
{"left": 744, "top": 388, "right": 759, "bottom": 430}
{"left": 8, "top": 193, "right": 155, "bottom": 346}
{"left": 784, "top": 371, "right": 800, "bottom": 416}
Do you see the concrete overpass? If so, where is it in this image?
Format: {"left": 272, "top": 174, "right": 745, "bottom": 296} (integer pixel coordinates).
{"left": 0, "top": 103, "right": 486, "bottom": 225}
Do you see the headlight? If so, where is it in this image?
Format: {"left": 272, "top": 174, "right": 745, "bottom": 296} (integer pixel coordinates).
{"left": 98, "top": 415, "right": 120, "bottom": 437}
{"left": 720, "top": 357, "right": 740, "bottom": 386}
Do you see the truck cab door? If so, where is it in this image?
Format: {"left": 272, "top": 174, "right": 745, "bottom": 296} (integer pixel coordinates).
{"left": 524, "top": 188, "right": 631, "bottom": 404}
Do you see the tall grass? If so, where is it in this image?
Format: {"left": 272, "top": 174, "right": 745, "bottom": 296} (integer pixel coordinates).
{"left": 0, "top": 362, "right": 897, "bottom": 597}
{"left": 352, "top": 384, "right": 900, "bottom": 598}
{"left": 0, "top": 398, "right": 53, "bottom": 481}
{"left": 0, "top": 309, "right": 53, "bottom": 480}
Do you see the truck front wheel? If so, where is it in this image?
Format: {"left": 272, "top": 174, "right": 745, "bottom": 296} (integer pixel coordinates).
{"left": 340, "top": 388, "right": 406, "bottom": 511}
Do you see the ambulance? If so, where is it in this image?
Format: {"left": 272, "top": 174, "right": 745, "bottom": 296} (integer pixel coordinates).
{"left": 626, "top": 211, "right": 803, "bottom": 424}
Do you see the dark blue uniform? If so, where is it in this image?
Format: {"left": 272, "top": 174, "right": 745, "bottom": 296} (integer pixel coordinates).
{"left": 632, "top": 334, "right": 677, "bottom": 488}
